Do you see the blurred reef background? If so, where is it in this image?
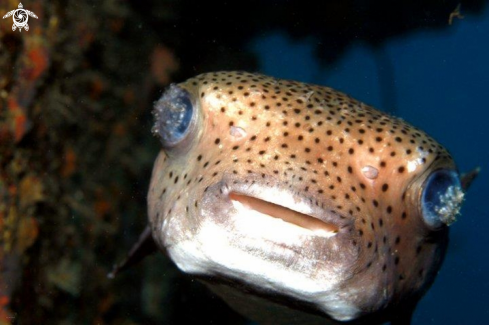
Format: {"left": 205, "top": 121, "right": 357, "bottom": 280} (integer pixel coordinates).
{"left": 0, "top": 0, "right": 488, "bottom": 324}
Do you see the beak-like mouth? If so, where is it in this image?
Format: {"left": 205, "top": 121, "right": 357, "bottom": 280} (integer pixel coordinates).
{"left": 229, "top": 192, "right": 339, "bottom": 237}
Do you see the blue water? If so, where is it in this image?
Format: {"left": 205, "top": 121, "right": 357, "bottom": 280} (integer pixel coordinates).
{"left": 251, "top": 7, "right": 489, "bottom": 325}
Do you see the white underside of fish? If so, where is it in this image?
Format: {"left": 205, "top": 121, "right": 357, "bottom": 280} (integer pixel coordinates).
{"left": 163, "top": 186, "right": 361, "bottom": 322}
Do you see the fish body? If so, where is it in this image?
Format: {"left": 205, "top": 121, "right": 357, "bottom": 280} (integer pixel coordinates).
{"left": 148, "top": 72, "right": 465, "bottom": 324}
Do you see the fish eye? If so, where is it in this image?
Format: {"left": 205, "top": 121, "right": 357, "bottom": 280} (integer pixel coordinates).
{"left": 152, "top": 84, "right": 195, "bottom": 148}
{"left": 421, "top": 169, "right": 464, "bottom": 228}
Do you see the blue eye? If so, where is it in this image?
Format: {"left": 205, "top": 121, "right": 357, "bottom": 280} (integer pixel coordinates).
{"left": 152, "top": 84, "right": 195, "bottom": 147}
{"left": 421, "top": 169, "right": 464, "bottom": 228}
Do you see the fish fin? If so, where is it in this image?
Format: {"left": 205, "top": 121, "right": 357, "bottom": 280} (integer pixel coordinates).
{"left": 461, "top": 167, "right": 480, "bottom": 191}
{"left": 107, "top": 226, "right": 157, "bottom": 279}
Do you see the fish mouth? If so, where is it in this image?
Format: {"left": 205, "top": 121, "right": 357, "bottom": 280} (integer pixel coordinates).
{"left": 229, "top": 192, "right": 339, "bottom": 237}
{"left": 209, "top": 177, "right": 348, "bottom": 240}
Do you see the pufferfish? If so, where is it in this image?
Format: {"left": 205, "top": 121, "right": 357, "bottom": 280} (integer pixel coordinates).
{"left": 130, "top": 71, "right": 477, "bottom": 325}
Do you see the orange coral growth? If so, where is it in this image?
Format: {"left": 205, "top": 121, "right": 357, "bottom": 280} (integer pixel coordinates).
{"left": 113, "top": 123, "right": 127, "bottom": 136}
{"left": 62, "top": 147, "right": 77, "bottom": 178}
{"left": 15, "top": 217, "right": 39, "bottom": 253}
{"left": 94, "top": 196, "right": 112, "bottom": 218}
{"left": 18, "top": 175, "right": 44, "bottom": 209}
{"left": 7, "top": 98, "right": 27, "bottom": 143}
{"left": 26, "top": 48, "right": 49, "bottom": 81}
{"left": 0, "top": 295, "right": 13, "bottom": 324}
{"left": 90, "top": 78, "right": 105, "bottom": 100}
{"left": 151, "top": 45, "right": 179, "bottom": 86}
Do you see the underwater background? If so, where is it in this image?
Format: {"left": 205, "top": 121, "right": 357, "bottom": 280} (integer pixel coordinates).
{"left": 0, "top": 0, "right": 487, "bottom": 324}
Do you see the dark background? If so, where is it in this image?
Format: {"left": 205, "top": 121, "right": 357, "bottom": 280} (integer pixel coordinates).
{"left": 0, "top": 0, "right": 487, "bottom": 324}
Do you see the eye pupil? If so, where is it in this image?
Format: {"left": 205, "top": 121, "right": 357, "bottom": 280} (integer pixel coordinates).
{"left": 421, "top": 169, "right": 464, "bottom": 228}
{"left": 152, "top": 84, "right": 194, "bottom": 147}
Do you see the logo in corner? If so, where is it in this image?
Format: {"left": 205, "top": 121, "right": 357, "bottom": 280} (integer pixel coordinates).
{"left": 2, "top": 3, "right": 38, "bottom": 32}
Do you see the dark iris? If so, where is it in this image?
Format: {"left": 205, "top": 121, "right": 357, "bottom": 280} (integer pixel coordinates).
{"left": 421, "top": 169, "right": 463, "bottom": 228}
{"left": 152, "top": 85, "right": 194, "bottom": 147}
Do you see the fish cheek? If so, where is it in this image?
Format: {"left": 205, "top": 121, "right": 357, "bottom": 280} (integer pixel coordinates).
{"left": 385, "top": 179, "right": 449, "bottom": 300}
{"left": 147, "top": 152, "right": 194, "bottom": 249}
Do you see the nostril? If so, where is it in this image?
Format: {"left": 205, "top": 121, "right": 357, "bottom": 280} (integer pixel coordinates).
{"left": 421, "top": 169, "right": 464, "bottom": 228}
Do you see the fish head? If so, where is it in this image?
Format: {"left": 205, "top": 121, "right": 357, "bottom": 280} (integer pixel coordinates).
{"left": 147, "top": 72, "right": 465, "bottom": 323}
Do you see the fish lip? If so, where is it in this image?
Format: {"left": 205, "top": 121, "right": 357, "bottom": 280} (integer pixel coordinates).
{"left": 216, "top": 174, "right": 352, "bottom": 231}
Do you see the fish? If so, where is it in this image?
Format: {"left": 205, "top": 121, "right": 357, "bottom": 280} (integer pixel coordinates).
{"left": 139, "top": 71, "right": 476, "bottom": 325}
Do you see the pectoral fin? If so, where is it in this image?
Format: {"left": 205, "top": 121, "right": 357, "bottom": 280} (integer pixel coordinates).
{"left": 108, "top": 226, "right": 157, "bottom": 278}
{"left": 461, "top": 167, "right": 480, "bottom": 191}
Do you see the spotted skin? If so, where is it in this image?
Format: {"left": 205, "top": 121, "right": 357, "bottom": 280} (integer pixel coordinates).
{"left": 148, "top": 71, "right": 459, "bottom": 324}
